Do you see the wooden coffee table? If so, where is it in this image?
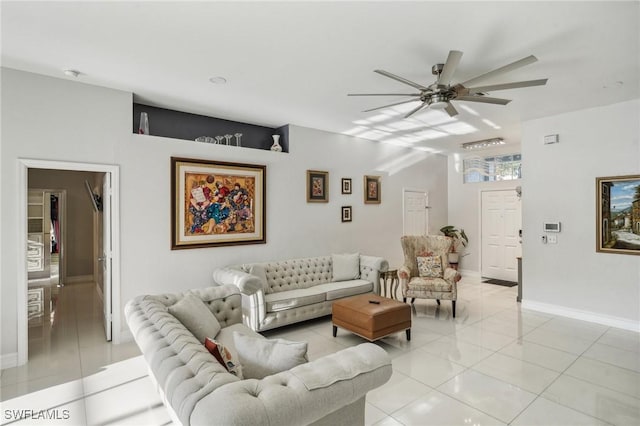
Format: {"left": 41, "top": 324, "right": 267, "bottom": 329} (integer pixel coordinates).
{"left": 332, "top": 293, "right": 411, "bottom": 341}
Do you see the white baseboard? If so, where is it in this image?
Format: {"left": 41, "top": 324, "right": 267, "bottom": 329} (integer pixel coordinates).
{"left": 65, "top": 274, "right": 93, "bottom": 284}
{"left": 522, "top": 300, "right": 640, "bottom": 332}
{"left": 1, "top": 352, "right": 18, "bottom": 370}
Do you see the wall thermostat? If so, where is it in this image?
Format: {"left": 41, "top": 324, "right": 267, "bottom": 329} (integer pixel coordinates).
{"left": 543, "top": 222, "right": 561, "bottom": 232}
{"left": 544, "top": 134, "right": 559, "bottom": 144}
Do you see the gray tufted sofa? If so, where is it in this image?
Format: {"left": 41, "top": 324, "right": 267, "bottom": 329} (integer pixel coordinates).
{"left": 125, "top": 284, "right": 392, "bottom": 426}
{"left": 213, "top": 255, "right": 388, "bottom": 332}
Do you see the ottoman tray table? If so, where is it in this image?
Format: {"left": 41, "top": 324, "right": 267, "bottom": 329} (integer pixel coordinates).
{"left": 332, "top": 293, "right": 411, "bottom": 341}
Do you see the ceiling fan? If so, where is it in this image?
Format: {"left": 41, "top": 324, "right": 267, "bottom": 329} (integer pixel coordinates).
{"left": 348, "top": 50, "right": 548, "bottom": 118}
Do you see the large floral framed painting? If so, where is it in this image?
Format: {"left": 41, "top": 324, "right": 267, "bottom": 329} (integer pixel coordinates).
{"left": 171, "top": 157, "right": 266, "bottom": 249}
{"left": 596, "top": 174, "right": 640, "bottom": 255}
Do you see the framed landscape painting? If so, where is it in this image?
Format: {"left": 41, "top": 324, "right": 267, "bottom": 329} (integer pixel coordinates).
{"left": 171, "top": 157, "right": 266, "bottom": 249}
{"left": 596, "top": 174, "right": 640, "bottom": 255}
{"left": 364, "top": 175, "right": 381, "bottom": 204}
{"left": 307, "top": 170, "right": 329, "bottom": 202}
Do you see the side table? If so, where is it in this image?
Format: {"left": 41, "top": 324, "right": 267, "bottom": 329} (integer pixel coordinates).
{"left": 379, "top": 269, "right": 399, "bottom": 300}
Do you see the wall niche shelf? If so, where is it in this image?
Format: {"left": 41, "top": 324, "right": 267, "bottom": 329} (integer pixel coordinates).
{"left": 132, "top": 103, "right": 289, "bottom": 153}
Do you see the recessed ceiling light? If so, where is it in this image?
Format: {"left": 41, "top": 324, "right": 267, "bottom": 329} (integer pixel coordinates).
{"left": 209, "top": 76, "right": 227, "bottom": 84}
{"left": 63, "top": 69, "right": 80, "bottom": 78}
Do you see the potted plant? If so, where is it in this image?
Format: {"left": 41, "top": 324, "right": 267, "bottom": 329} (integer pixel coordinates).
{"left": 439, "top": 225, "right": 469, "bottom": 264}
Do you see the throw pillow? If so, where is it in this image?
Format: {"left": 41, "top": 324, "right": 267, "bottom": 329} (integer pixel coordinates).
{"left": 168, "top": 293, "right": 221, "bottom": 343}
{"left": 332, "top": 253, "right": 360, "bottom": 281}
{"left": 233, "top": 332, "right": 308, "bottom": 379}
{"left": 249, "top": 264, "right": 270, "bottom": 294}
{"left": 416, "top": 255, "right": 443, "bottom": 278}
{"left": 204, "top": 337, "right": 242, "bottom": 378}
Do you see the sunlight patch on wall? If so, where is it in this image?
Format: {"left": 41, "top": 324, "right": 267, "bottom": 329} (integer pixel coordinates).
{"left": 482, "top": 118, "right": 501, "bottom": 129}
{"left": 376, "top": 151, "right": 431, "bottom": 176}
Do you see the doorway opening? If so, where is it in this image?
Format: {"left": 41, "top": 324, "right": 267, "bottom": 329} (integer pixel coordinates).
{"left": 17, "top": 159, "right": 120, "bottom": 367}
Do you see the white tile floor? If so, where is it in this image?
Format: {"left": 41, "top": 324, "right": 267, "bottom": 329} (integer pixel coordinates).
{"left": 1, "top": 278, "right": 639, "bottom": 425}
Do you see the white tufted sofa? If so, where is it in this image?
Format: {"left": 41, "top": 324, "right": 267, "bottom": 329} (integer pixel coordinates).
{"left": 214, "top": 255, "right": 388, "bottom": 332}
{"left": 125, "top": 284, "right": 392, "bottom": 426}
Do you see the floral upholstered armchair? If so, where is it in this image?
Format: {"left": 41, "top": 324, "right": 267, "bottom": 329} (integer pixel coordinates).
{"left": 399, "top": 235, "right": 461, "bottom": 317}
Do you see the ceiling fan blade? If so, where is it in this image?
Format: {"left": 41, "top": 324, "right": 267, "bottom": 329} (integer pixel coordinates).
{"left": 374, "top": 69, "right": 428, "bottom": 90}
{"left": 455, "top": 95, "right": 511, "bottom": 105}
{"left": 444, "top": 102, "right": 458, "bottom": 117}
{"left": 460, "top": 55, "right": 538, "bottom": 88}
{"left": 437, "top": 50, "right": 463, "bottom": 86}
{"left": 363, "top": 98, "right": 421, "bottom": 112}
{"left": 404, "top": 101, "right": 429, "bottom": 118}
{"left": 348, "top": 93, "right": 422, "bottom": 96}
{"left": 468, "top": 78, "right": 548, "bottom": 94}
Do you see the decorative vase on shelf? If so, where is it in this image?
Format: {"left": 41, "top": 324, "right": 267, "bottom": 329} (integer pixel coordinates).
{"left": 270, "top": 135, "right": 283, "bottom": 152}
{"left": 138, "top": 112, "right": 149, "bottom": 135}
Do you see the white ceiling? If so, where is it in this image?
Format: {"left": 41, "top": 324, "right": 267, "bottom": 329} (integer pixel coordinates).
{"left": 2, "top": 1, "right": 638, "bottom": 154}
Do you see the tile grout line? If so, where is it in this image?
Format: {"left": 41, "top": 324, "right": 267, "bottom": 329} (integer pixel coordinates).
{"left": 511, "top": 325, "right": 615, "bottom": 425}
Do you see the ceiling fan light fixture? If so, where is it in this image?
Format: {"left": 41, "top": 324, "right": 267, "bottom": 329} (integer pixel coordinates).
{"left": 462, "top": 137, "right": 505, "bottom": 150}
{"left": 428, "top": 93, "right": 449, "bottom": 110}
{"left": 430, "top": 100, "right": 449, "bottom": 109}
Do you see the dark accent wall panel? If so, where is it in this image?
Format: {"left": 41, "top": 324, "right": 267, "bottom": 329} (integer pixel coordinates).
{"left": 133, "top": 103, "right": 288, "bottom": 152}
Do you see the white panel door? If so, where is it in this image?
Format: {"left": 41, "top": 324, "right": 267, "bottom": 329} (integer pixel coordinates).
{"left": 403, "top": 190, "right": 428, "bottom": 235}
{"left": 481, "top": 190, "right": 521, "bottom": 281}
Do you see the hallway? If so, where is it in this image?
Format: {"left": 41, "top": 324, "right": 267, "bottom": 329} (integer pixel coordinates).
{"left": 1, "top": 281, "right": 140, "bottom": 401}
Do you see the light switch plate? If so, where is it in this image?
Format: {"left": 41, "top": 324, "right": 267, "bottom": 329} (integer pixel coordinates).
{"left": 548, "top": 234, "right": 558, "bottom": 244}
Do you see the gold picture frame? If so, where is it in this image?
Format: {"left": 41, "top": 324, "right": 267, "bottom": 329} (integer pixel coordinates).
{"left": 596, "top": 174, "right": 640, "bottom": 255}
{"left": 364, "top": 175, "right": 381, "bottom": 204}
{"left": 171, "top": 157, "right": 266, "bottom": 249}
{"left": 307, "top": 170, "right": 329, "bottom": 202}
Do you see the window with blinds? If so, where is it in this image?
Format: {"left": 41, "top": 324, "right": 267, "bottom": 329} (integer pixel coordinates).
{"left": 463, "top": 154, "right": 522, "bottom": 183}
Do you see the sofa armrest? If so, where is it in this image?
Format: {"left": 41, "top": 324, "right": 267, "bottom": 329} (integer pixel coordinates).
{"left": 190, "top": 343, "right": 392, "bottom": 426}
{"left": 213, "top": 267, "right": 262, "bottom": 295}
{"left": 360, "top": 255, "right": 388, "bottom": 273}
{"left": 359, "top": 255, "right": 388, "bottom": 294}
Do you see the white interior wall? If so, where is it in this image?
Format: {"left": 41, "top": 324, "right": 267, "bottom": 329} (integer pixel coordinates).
{"left": 521, "top": 99, "right": 640, "bottom": 329}
{"left": 1, "top": 69, "right": 129, "bottom": 363}
{"left": 1, "top": 68, "right": 448, "bottom": 361}
{"left": 119, "top": 126, "right": 448, "bottom": 334}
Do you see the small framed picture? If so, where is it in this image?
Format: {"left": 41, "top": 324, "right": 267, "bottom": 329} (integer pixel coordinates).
{"left": 341, "top": 206, "right": 352, "bottom": 222}
{"left": 364, "top": 175, "right": 381, "bottom": 204}
{"left": 307, "top": 170, "right": 329, "bottom": 202}
{"left": 341, "top": 178, "right": 352, "bottom": 194}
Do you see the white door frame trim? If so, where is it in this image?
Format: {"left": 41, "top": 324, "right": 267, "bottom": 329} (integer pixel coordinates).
{"left": 17, "top": 159, "right": 121, "bottom": 366}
